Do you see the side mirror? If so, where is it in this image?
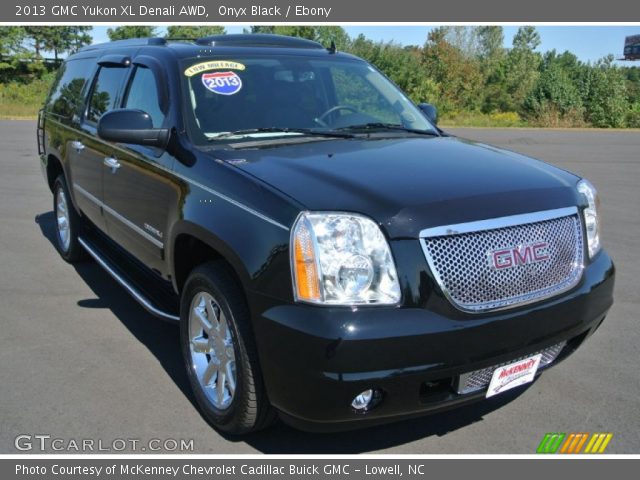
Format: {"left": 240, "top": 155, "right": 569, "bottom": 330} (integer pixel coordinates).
{"left": 97, "top": 109, "right": 170, "bottom": 149}
{"left": 418, "top": 103, "right": 438, "bottom": 125}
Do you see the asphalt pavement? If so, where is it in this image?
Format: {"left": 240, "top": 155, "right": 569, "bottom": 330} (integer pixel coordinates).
{"left": 0, "top": 121, "right": 638, "bottom": 453}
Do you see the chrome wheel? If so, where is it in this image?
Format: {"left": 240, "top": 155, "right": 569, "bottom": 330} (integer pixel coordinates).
{"left": 55, "top": 187, "right": 71, "bottom": 252}
{"left": 188, "top": 292, "right": 236, "bottom": 410}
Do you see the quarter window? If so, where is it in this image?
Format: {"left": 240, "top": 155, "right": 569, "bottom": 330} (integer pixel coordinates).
{"left": 47, "top": 57, "right": 95, "bottom": 120}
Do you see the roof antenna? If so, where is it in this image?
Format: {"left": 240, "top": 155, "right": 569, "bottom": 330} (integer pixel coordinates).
{"left": 327, "top": 40, "right": 337, "bottom": 54}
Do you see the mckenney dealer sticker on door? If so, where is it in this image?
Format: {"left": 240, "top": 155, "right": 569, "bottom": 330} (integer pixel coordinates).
{"left": 486, "top": 354, "right": 542, "bottom": 398}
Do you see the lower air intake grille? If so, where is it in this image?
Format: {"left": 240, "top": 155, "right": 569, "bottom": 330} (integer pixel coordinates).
{"left": 456, "top": 342, "right": 566, "bottom": 395}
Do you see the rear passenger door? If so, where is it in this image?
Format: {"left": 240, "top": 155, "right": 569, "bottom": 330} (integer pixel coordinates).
{"left": 70, "top": 59, "right": 130, "bottom": 233}
{"left": 101, "top": 60, "right": 179, "bottom": 275}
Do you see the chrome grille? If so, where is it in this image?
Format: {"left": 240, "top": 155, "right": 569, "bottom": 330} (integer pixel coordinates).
{"left": 457, "top": 342, "right": 566, "bottom": 394}
{"left": 420, "top": 208, "right": 584, "bottom": 312}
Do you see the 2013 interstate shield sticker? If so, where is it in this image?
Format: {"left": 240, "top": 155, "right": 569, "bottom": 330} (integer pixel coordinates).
{"left": 202, "top": 71, "right": 242, "bottom": 95}
{"left": 184, "top": 60, "right": 245, "bottom": 96}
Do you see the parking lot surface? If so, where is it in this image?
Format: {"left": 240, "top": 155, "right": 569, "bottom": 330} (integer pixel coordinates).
{"left": 0, "top": 121, "right": 638, "bottom": 453}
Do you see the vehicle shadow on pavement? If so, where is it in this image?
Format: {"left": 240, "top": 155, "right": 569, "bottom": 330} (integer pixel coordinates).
{"left": 36, "top": 210, "right": 529, "bottom": 454}
{"left": 35, "top": 211, "right": 195, "bottom": 408}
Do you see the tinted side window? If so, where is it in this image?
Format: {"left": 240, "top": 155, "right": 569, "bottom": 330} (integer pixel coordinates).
{"left": 87, "top": 66, "right": 128, "bottom": 123}
{"left": 46, "top": 57, "right": 95, "bottom": 120}
{"left": 124, "top": 66, "right": 165, "bottom": 128}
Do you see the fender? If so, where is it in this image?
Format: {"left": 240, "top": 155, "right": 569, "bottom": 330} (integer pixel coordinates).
{"left": 167, "top": 219, "right": 252, "bottom": 293}
{"left": 166, "top": 189, "right": 295, "bottom": 302}
{"left": 43, "top": 117, "right": 82, "bottom": 213}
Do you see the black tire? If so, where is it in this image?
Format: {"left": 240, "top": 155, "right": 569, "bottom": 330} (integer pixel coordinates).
{"left": 180, "top": 261, "right": 276, "bottom": 434}
{"left": 52, "top": 175, "right": 87, "bottom": 263}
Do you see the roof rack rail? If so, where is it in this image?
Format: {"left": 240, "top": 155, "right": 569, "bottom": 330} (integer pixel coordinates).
{"left": 195, "top": 34, "right": 324, "bottom": 49}
{"left": 165, "top": 37, "right": 199, "bottom": 42}
{"left": 79, "top": 37, "right": 167, "bottom": 52}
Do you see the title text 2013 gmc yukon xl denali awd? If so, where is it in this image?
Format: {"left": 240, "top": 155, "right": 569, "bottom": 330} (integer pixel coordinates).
{"left": 37, "top": 34, "right": 615, "bottom": 434}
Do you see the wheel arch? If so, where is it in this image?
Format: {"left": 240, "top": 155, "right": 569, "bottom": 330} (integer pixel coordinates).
{"left": 45, "top": 153, "right": 64, "bottom": 192}
{"left": 169, "top": 221, "right": 252, "bottom": 297}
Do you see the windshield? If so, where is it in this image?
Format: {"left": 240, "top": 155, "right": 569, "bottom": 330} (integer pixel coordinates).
{"left": 181, "top": 56, "right": 437, "bottom": 143}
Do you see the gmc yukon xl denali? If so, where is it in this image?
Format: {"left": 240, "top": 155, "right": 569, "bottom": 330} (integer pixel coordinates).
{"left": 37, "top": 34, "right": 615, "bottom": 434}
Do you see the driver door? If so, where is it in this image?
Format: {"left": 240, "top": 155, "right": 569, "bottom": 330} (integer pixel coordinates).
{"left": 101, "top": 61, "right": 179, "bottom": 275}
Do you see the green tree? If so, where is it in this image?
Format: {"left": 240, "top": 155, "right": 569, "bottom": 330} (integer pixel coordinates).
{"left": 250, "top": 25, "right": 349, "bottom": 50}
{"left": 0, "top": 27, "right": 42, "bottom": 82}
{"left": 251, "top": 25, "right": 316, "bottom": 39}
{"left": 578, "top": 55, "right": 628, "bottom": 127}
{"left": 23, "top": 27, "right": 47, "bottom": 57}
{"left": 166, "top": 26, "right": 225, "bottom": 39}
{"left": 513, "top": 26, "right": 541, "bottom": 51}
{"left": 478, "top": 26, "right": 504, "bottom": 63}
{"left": 624, "top": 66, "right": 640, "bottom": 105}
{"left": 444, "top": 26, "right": 480, "bottom": 58}
{"left": 33, "top": 27, "right": 68, "bottom": 60}
{"left": 349, "top": 35, "right": 438, "bottom": 103}
{"left": 250, "top": 26, "right": 274, "bottom": 34}
{"left": 42, "top": 28, "right": 68, "bottom": 60}
{"left": 422, "top": 27, "right": 484, "bottom": 112}
{"left": 626, "top": 102, "right": 640, "bottom": 128}
{"left": 477, "top": 26, "right": 506, "bottom": 113}
{"left": 0, "top": 26, "right": 27, "bottom": 59}
{"left": 500, "top": 26, "right": 542, "bottom": 112}
{"left": 68, "top": 27, "right": 93, "bottom": 53}
{"left": 314, "top": 27, "right": 350, "bottom": 50}
{"left": 23, "top": 27, "right": 92, "bottom": 61}
{"left": 107, "top": 26, "right": 157, "bottom": 41}
{"left": 0, "top": 27, "right": 27, "bottom": 76}
{"left": 543, "top": 49, "right": 580, "bottom": 74}
{"left": 524, "top": 63, "right": 584, "bottom": 125}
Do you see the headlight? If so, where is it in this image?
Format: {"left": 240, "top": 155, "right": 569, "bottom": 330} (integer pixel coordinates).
{"left": 577, "top": 179, "right": 601, "bottom": 258}
{"left": 291, "top": 212, "right": 401, "bottom": 305}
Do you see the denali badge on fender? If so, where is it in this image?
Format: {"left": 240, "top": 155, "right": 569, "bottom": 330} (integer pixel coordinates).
{"left": 489, "top": 242, "right": 550, "bottom": 269}
{"left": 38, "top": 33, "right": 614, "bottom": 434}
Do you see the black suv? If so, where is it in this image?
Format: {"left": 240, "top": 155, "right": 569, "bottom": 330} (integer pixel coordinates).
{"left": 38, "top": 34, "right": 614, "bottom": 434}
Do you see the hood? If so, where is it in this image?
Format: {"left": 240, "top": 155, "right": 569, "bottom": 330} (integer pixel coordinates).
{"left": 211, "top": 136, "right": 581, "bottom": 238}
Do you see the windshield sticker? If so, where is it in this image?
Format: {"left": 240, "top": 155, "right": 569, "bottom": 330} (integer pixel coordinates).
{"left": 202, "top": 71, "right": 242, "bottom": 95}
{"left": 184, "top": 61, "right": 245, "bottom": 77}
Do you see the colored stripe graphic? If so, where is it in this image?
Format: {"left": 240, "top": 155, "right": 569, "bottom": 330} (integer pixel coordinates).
{"left": 537, "top": 433, "right": 566, "bottom": 453}
{"left": 584, "top": 433, "right": 613, "bottom": 454}
{"left": 538, "top": 432, "right": 613, "bottom": 454}
{"left": 560, "top": 433, "right": 589, "bottom": 453}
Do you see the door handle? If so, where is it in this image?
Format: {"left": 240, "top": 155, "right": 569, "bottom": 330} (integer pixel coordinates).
{"left": 71, "top": 140, "right": 85, "bottom": 152}
{"left": 103, "top": 157, "right": 121, "bottom": 173}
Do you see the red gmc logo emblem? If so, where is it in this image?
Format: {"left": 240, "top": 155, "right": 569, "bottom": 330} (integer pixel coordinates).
{"left": 489, "top": 242, "right": 550, "bottom": 269}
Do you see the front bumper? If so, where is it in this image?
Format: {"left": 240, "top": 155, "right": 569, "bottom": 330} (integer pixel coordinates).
{"left": 251, "top": 250, "right": 614, "bottom": 432}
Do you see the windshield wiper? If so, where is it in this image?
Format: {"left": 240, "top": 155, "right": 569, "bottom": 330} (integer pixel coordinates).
{"left": 206, "top": 127, "right": 354, "bottom": 141}
{"left": 336, "top": 123, "right": 439, "bottom": 136}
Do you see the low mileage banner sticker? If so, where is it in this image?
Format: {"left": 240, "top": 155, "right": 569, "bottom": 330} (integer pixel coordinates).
{"left": 184, "top": 61, "right": 246, "bottom": 77}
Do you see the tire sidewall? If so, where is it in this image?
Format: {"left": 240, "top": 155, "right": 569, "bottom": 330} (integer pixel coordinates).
{"left": 53, "top": 175, "right": 81, "bottom": 261}
{"left": 180, "top": 269, "right": 249, "bottom": 431}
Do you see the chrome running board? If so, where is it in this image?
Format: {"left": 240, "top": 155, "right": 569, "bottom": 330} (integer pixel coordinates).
{"left": 78, "top": 237, "right": 180, "bottom": 323}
